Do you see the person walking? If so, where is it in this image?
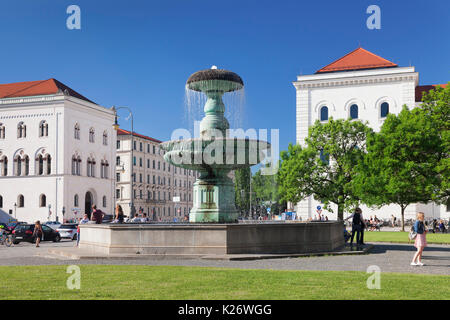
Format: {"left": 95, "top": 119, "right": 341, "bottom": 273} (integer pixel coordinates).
{"left": 411, "top": 212, "right": 427, "bottom": 266}
{"left": 32, "top": 221, "right": 43, "bottom": 248}
{"left": 91, "top": 205, "right": 104, "bottom": 224}
{"left": 77, "top": 214, "right": 90, "bottom": 246}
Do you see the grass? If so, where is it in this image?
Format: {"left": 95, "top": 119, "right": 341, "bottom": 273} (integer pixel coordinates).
{"left": 363, "top": 231, "right": 450, "bottom": 244}
{"left": 0, "top": 265, "right": 449, "bottom": 300}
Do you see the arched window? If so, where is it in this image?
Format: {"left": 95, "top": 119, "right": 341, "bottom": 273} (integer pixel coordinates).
{"left": 103, "top": 131, "right": 108, "bottom": 146}
{"left": 0, "top": 123, "right": 5, "bottom": 139}
{"left": 320, "top": 106, "right": 328, "bottom": 121}
{"left": 87, "top": 158, "right": 96, "bottom": 177}
{"left": 39, "top": 194, "right": 46, "bottom": 207}
{"left": 17, "top": 194, "right": 24, "bottom": 208}
{"left": 102, "top": 196, "right": 107, "bottom": 208}
{"left": 74, "top": 194, "right": 79, "bottom": 207}
{"left": 76, "top": 156, "right": 81, "bottom": 175}
{"left": 39, "top": 121, "right": 48, "bottom": 137}
{"left": 381, "top": 102, "right": 389, "bottom": 118}
{"left": 101, "top": 160, "right": 109, "bottom": 179}
{"left": 17, "top": 122, "right": 26, "bottom": 138}
{"left": 14, "top": 155, "right": 22, "bottom": 176}
{"left": 0, "top": 195, "right": 3, "bottom": 208}
{"left": 46, "top": 155, "right": 51, "bottom": 175}
{"left": 72, "top": 156, "right": 77, "bottom": 175}
{"left": 36, "top": 155, "right": 44, "bottom": 175}
{"left": 87, "top": 158, "right": 92, "bottom": 177}
{"left": 74, "top": 123, "right": 80, "bottom": 140}
{"left": 24, "top": 155, "right": 30, "bottom": 176}
{"left": 1, "top": 156, "right": 7, "bottom": 176}
{"left": 89, "top": 128, "right": 95, "bottom": 143}
{"left": 350, "top": 104, "right": 358, "bottom": 119}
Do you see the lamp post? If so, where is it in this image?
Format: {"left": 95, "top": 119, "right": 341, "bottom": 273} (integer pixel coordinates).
{"left": 112, "top": 106, "right": 136, "bottom": 219}
{"left": 14, "top": 202, "right": 17, "bottom": 219}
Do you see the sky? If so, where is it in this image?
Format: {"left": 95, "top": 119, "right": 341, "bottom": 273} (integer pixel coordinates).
{"left": 0, "top": 0, "right": 449, "bottom": 154}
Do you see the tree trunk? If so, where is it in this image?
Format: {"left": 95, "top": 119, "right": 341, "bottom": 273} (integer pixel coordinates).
{"left": 401, "top": 205, "right": 406, "bottom": 232}
{"left": 337, "top": 204, "right": 344, "bottom": 221}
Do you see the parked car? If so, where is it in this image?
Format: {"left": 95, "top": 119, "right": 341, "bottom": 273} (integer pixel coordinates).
{"left": 12, "top": 224, "right": 61, "bottom": 244}
{"left": 44, "top": 221, "right": 62, "bottom": 230}
{"left": 57, "top": 224, "right": 78, "bottom": 240}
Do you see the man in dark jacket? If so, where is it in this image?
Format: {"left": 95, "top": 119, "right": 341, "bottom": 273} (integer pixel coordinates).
{"left": 345, "top": 207, "right": 365, "bottom": 247}
{"left": 91, "top": 205, "right": 104, "bottom": 224}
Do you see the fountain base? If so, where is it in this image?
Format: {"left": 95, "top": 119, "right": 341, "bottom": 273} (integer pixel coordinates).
{"left": 189, "top": 175, "right": 239, "bottom": 223}
{"left": 78, "top": 221, "right": 345, "bottom": 256}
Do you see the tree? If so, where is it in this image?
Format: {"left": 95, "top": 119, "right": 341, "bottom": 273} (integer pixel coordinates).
{"left": 420, "top": 83, "right": 450, "bottom": 202}
{"left": 234, "top": 167, "right": 250, "bottom": 215}
{"left": 252, "top": 163, "right": 285, "bottom": 216}
{"left": 354, "top": 106, "right": 441, "bottom": 231}
{"left": 278, "top": 118, "right": 372, "bottom": 221}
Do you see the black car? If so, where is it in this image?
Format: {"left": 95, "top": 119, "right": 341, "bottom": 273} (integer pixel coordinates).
{"left": 12, "top": 224, "right": 61, "bottom": 244}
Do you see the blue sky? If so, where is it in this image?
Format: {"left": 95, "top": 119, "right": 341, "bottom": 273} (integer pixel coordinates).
{"left": 0, "top": 0, "right": 448, "bottom": 153}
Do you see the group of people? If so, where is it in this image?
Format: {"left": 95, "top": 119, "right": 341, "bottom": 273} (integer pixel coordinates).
{"left": 430, "top": 219, "right": 447, "bottom": 233}
{"left": 345, "top": 207, "right": 429, "bottom": 266}
{"left": 365, "top": 215, "right": 381, "bottom": 231}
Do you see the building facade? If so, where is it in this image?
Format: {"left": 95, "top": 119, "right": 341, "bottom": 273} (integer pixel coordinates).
{"left": 0, "top": 79, "right": 116, "bottom": 224}
{"left": 293, "top": 48, "right": 448, "bottom": 221}
{"left": 115, "top": 129, "right": 197, "bottom": 221}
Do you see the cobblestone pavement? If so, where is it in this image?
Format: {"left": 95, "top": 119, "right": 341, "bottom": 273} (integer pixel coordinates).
{"left": 0, "top": 240, "right": 449, "bottom": 275}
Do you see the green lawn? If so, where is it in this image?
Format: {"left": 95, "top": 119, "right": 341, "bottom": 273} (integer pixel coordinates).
{"left": 0, "top": 265, "right": 448, "bottom": 300}
{"left": 363, "top": 231, "right": 450, "bottom": 244}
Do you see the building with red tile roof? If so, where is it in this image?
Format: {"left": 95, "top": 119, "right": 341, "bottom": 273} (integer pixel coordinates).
{"left": 293, "top": 47, "right": 448, "bottom": 221}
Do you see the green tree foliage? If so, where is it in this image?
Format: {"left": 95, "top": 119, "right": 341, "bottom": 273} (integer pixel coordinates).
{"left": 278, "top": 118, "right": 372, "bottom": 220}
{"left": 252, "top": 163, "right": 285, "bottom": 215}
{"left": 354, "top": 106, "right": 442, "bottom": 231}
{"left": 420, "top": 83, "right": 449, "bottom": 202}
{"left": 234, "top": 167, "right": 250, "bottom": 215}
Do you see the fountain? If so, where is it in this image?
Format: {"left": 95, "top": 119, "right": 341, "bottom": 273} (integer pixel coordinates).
{"left": 160, "top": 67, "right": 269, "bottom": 223}
{"left": 74, "top": 68, "right": 344, "bottom": 259}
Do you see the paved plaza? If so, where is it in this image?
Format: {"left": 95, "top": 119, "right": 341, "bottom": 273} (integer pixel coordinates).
{"left": 1, "top": 240, "right": 448, "bottom": 276}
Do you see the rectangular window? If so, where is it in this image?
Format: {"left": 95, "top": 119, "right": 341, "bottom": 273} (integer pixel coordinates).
{"left": 133, "top": 157, "right": 136, "bottom": 166}
{"left": 116, "top": 189, "right": 121, "bottom": 199}
{"left": 116, "top": 173, "right": 120, "bottom": 182}
{"left": 116, "top": 140, "right": 120, "bottom": 149}
{"left": 140, "top": 142, "right": 143, "bottom": 152}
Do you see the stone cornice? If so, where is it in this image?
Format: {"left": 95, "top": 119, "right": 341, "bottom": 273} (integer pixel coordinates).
{"left": 293, "top": 70, "right": 419, "bottom": 90}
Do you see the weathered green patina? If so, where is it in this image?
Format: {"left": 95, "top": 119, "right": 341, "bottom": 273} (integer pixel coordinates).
{"left": 160, "top": 68, "right": 270, "bottom": 222}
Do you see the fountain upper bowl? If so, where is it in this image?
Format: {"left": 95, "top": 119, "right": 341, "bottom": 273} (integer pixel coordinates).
{"left": 186, "top": 69, "right": 244, "bottom": 92}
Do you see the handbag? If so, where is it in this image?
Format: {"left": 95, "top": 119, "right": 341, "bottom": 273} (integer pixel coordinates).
{"left": 409, "top": 224, "right": 417, "bottom": 240}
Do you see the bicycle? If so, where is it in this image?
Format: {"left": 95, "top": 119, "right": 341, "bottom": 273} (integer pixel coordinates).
{"left": 0, "top": 233, "right": 13, "bottom": 247}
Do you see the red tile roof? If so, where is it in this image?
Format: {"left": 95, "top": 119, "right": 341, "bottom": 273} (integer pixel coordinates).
{"left": 117, "top": 128, "right": 162, "bottom": 143}
{"left": 0, "top": 78, "right": 95, "bottom": 104}
{"left": 316, "top": 47, "right": 398, "bottom": 73}
{"left": 415, "top": 84, "right": 448, "bottom": 102}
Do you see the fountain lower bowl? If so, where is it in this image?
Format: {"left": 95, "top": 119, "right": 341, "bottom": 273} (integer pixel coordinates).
{"left": 160, "top": 138, "right": 270, "bottom": 172}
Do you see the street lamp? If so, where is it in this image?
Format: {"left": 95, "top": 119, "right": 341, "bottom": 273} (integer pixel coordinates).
{"left": 112, "top": 106, "right": 136, "bottom": 219}
{"left": 14, "top": 202, "right": 17, "bottom": 219}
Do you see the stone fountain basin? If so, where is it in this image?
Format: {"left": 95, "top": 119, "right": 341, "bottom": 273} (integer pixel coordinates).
{"left": 160, "top": 137, "right": 270, "bottom": 171}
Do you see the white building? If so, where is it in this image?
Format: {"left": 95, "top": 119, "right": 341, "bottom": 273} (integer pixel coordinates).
{"left": 0, "top": 78, "right": 116, "bottom": 224}
{"left": 293, "top": 48, "right": 448, "bottom": 221}
{"left": 115, "top": 129, "right": 197, "bottom": 221}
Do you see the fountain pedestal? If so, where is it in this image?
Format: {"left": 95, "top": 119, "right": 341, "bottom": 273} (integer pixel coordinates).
{"left": 190, "top": 175, "right": 238, "bottom": 223}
